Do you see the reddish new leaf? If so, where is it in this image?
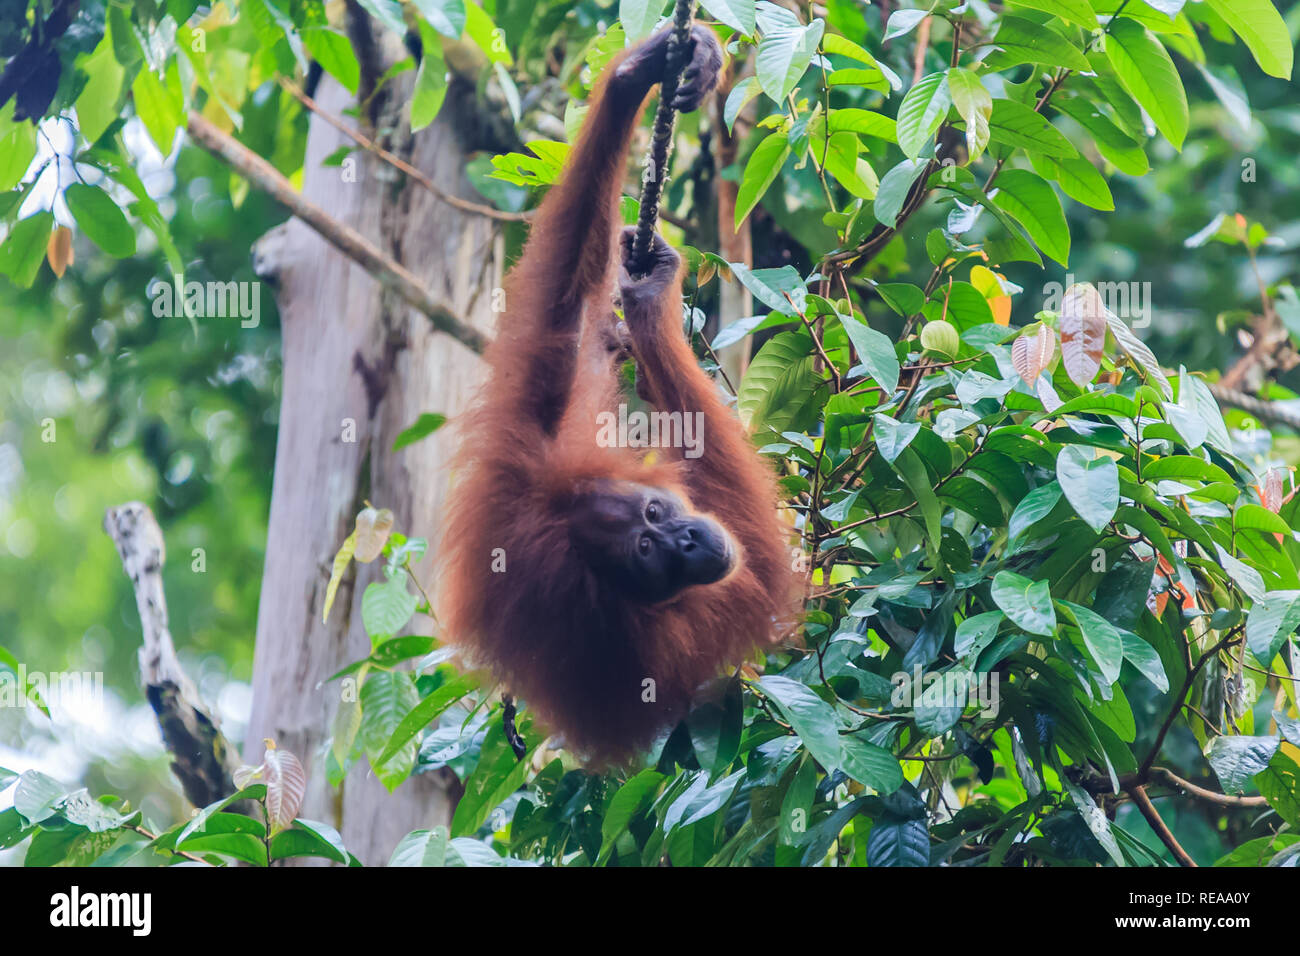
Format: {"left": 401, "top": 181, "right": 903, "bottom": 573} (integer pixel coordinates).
{"left": 1059, "top": 283, "right": 1106, "bottom": 387}
{"left": 1012, "top": 324, "right": 1056, "bottom": 385}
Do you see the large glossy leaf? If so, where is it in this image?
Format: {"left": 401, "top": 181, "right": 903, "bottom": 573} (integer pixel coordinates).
{"left": 874, "top": 158, "right": 927, "bottom": 227}
{"left": 64, "top": 184, "right": 135, "bottom": 258}
{"left": 1031, "top": 153, "right": 1114, "bottom": 210}
{"left": 700, "top": 0, "right": 757, "bottom": 34}
{"left": 736, "top": 330, "right": 825, "bottom": 435}
{"left": 1206, "top": 736, "right": 1280, "bottom": 794}
{"left": 1005, "top": 0, "right": 1098, "bottom": 28}
{"left": 982, "top": 15, "right": 1091, "bottom": 72}
{"left": 1061, "top": 601, "right": 1124, "bottom": 684}
{"left": 896, "top": 72, "right": 951, "bottom": 159}
{"left": 1105, "top": 19, "right": 1188, "bottom": 149}
{"left": 1245, "top": 590, "right": 1300, "bottom": 666}
{"left": 946, "top": 68, "right": 992, "bottom": 161}
{"left": 839, "top": 312, "right": 900, "bottom": 393}
{"left": 619, "top": 0, "right": 668, "bottom": 41}
{"left": 991, "top": 570, "right": 1057, "bottom": 637}
{"left": 1056, "top": 445, "right": 1119, "bottom": 533}
{"left": 1205, "top": 0, "right": 1293, "bottom": 80}
{"left": 992, "top": 169, "right": 1069, "bottom": 265}
{"left": 756, "top": 17, "right": 824, "bottom": 101}
{"left": 735, "top": 130, "right": 791, "bottom": 227}
{"left": 359, "top": 670, "right": 421, "bottom": 790}
{"left": 756, "top": 676, "right": 843, "bottom": 770}
{"left": 988, "top": 98, "right": 1078, "bottom": 159}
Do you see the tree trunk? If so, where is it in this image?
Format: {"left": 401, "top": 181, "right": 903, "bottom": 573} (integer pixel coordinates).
{"left": 244, "top": 71, "right": 499, "bottom": 865}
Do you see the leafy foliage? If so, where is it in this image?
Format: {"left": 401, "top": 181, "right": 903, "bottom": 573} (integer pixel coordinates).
{"left": 3, "top": 0, "right": 1300, "bottom": 867}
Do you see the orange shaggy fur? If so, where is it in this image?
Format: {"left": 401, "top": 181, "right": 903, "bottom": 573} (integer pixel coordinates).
{"left": 438, "top": 35, "right": 797, "bottom": 764}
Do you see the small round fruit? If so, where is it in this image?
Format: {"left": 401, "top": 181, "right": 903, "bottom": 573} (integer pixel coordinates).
{"left": 921, "top": 319, "right": 960, "bottom": 358}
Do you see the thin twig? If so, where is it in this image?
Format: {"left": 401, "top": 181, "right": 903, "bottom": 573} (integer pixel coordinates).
{"left": 1149, "top": 767, "right": 1268, "bottom": 809}
{"left": 185, "top": 111, "right": 487, "bottom": 354}
{"left": 279, "top": 79, "right": 529, "bottom": 223}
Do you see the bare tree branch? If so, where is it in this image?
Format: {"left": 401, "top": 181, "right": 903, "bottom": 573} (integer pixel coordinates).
{"left": 1130, "top": 785, "right": 1198, "bottom": 867}
{"left": 185, "top": 111, "right": 488, "bottom": 354}
{"left": 103, "top": 502, "right": 238, "bottom": 808}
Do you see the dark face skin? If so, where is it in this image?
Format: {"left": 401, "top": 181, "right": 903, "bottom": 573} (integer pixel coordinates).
{"left": 569, "top": 480, "right": 737, "bottom": 604}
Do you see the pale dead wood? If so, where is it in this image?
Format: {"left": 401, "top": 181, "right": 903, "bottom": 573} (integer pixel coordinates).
{"left": 103, "top": 502, "right": 238, "bottom": 807}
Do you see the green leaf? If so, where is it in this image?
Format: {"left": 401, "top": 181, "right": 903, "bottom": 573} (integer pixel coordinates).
{"left": 359, "top": 670, "right": 421, "bottom": 790}
{"left": 982, "top": 15, "right": 1091, "bottom": 72}
{"left": 884, "top": 8, "right": 932, "bottom": 42}
{"left": 1205, "top": 0, "right": 1293, "bottom": 80}
{"left": 991, "top": 571, "right": 1056, "bottom": 637}
{"left": 896, "top": 72, "right": 950, "bottom": 159}
{"left": 1056, "top": 445, "right": 1118, "bottom": 532}
{"left": 756, "top": 17, "right": 824, "bottom": 102}
{"left": 302, "top": 26, "right": 361, "bottom": 95}
{"left": 992, "top": 169, "right": 1069, "bottom": 265}
{"left": 946, "top": 68, "right": 992, "bottom": 161}
{"left": 1194, "top": 62, "right": 1251, "bottom": 133}
{"left": 872, "top": 413, "right": 919, "bottom": 463}
{"left": 1245, "top": 590, "right": 1300, "bottom": 666}
{"left": 619, "top": 0, "right": 669, "bottom": 41}
{"left": 1030, "top": 154, "right": 1113, "bottom": 210}
{"left": 179, "top": 831, "right": 269, "bottom": 866}
{"left": 876, "top": 282, "right": 925, "bottom": 316}
{"left": 811, "top": 127, "right": 878, "bottom": 199}
{"left": 1206, "top": 735, "right": 1280, "bottom": 793}
{"left": 451, "top": 720, "right": 532, "bottom": 836}
{"left": 1052, "top": 98, "right": 1149, "bottom": 176}
{"left": 14, "top": 771, "right": 66, "bottom": 823}
{"left": 839, "top": 735, "right": 904, "bottom": 793}
{"left": 376, "top": 674, "right": 473, "bottom": 766}
{"left": 874, "top": 158, "right": 927, "bottom": 227}
{"left": 730, "top": 264, "right": 805, "bottom": 314}
{"left": 411, "top": 23, "right": 448, "bottom": 131}
{"left": 828, "top": 108, "right": 897, "bottom": 143}
{"left": 700, "top": 0, "right": 757, "bottom": 35}
{"left": 64, "top": 183, "right": 136, "bottom": 258}
{"left": 988, "top": 98, "right": 1078, "bottom": 159}
{"left": 1008, "top": 481, "right": 1063, "bottom": 542}
{"left": 756, "top": 675, "right": 843, "bottom": 770}
{"left": 839, "top": 313, "right": 900, "bottom": 394}
{"left": 1120, "top": 629, "right": 1168, "bottom": 693}
{"left": 413, "top": 0, "right": 468, "bottom": 38}
{"left": 1005, "top": 0, "right": 1099, "bottom": 29}
{"left": 131, "top": 67, "right": 183, "bottom": 154}
{"left": 1065, "top": 778, "right": 1124, "bottom": 866}
{"left": 736, "top": 131, "right": 791, "bottom": 228}
{"left": 1139, "top": 455, "right": 1232, "bottom": 484}
{"left": 74, "top": 35, "right": 127, "bottom": 145}
{"left": 779, "top": 755, "right": 817, "bottom": 845}
{"left": 1105, "top": 19, "right": 1188, "bottom": 149}
{"left": 393, "top": 412, "right": 447, "bottom": 450}
{"left": 736, "top": 330, "right": 824, "bottom": 435}
{"left": 361, "top": 571, "right": 418, "bottom": 638}
{"left": 954, "top": 611, "right": 1005, "bottom": 659}
{"left": 270, "top": 820, "right": 349, "bottom": 864}
{"left": 598, "top": 770, "right": 666, "bottom": 863}
{"left": 1061, "top": 601, "right": 1124, "bottom": 685}
{"left": 893, "top": 448, "right": 944, "bottom": 555}
{"left": 0, "top": 211, "right": 53, "bottom": 288}
{"left": 723, "top": 76, "right": 762, "bottom": 133}
{"left": 0, "top": 111, "right": 36, "bottom": 192}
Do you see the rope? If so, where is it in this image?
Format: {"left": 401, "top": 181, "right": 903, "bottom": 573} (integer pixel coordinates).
{"left": 628, "top": 0, "right": 696, "bottom": 277}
